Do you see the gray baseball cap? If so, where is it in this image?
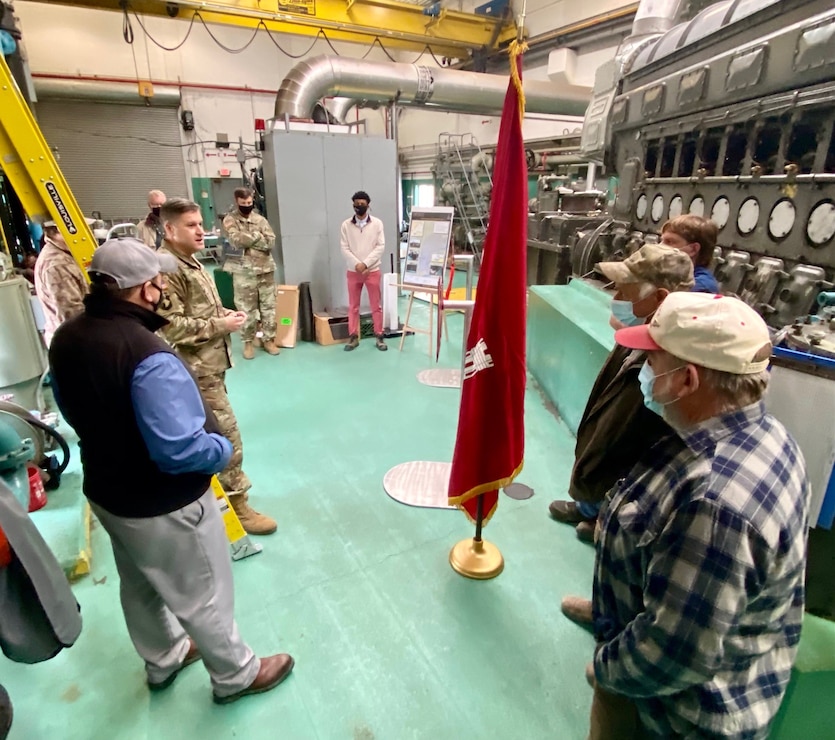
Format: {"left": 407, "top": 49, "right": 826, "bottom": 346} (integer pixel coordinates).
{"left": 89, "top": 238, "right": 179, "bottom": 289}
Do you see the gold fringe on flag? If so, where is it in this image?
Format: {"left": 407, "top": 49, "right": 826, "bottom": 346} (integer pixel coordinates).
{"left": 508, "top": 39, "right": 529, "bottom": 122}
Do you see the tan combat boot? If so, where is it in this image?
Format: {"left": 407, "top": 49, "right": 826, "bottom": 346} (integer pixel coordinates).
{"left": 242, "top": 341, "right": 255, "bottom": 360}
{"left": 262, "top": 339, "right": 280, "bottom": 356}
{"left": 253, "top": 336, "right": 263, "bottom": 348}
{"left": 232, "top": 500, "right": 277, "bottom": 535}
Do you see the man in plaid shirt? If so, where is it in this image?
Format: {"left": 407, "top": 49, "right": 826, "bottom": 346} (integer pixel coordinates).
{"left": 589, "top": 293, "right": 810, "bottom": 739}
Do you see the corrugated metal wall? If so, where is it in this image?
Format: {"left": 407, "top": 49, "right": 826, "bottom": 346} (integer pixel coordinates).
{"left": 35, "top": 100, "right": 189, "bottom": 221}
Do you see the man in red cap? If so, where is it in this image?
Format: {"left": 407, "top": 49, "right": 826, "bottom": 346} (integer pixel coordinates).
{"left": 586, "top": 292, "right": 809, "bottom": 740}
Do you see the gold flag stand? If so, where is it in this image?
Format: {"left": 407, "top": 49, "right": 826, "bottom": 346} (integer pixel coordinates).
{"left": 449, "top": 494, "right": 504, "bottom": 579}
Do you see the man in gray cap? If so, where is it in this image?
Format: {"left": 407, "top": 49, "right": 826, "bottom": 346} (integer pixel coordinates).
{"left": 48, "top": 238, "right": 293, "bottom": 704}
{"left": 549, "top": 244, "right": 693, "bottom": 622}
{"left": 33, "top": 219, "right": 90, "bottom": 346}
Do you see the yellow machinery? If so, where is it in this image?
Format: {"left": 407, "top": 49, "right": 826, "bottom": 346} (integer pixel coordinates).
{"left": 33, "top": 0, "right": 517, "bottom": 57}
{"left": 0, "top": 53, "right": 261, "bottom": 560}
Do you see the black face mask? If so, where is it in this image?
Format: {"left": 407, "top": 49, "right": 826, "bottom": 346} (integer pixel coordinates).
{"left": 354, "top": 205, "right": 368, "bottom": 217}
{"left": 151, "top": 207, "right": 161, "bottom": 217}
{"left": 239, "top": 204, "right": 254, "bottom": 216}
{"left": 148, "top": 282, "right": 165, "bottom": 312}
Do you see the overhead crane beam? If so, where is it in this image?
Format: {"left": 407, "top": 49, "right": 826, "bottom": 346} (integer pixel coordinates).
{"left": 31, "top": 0, "right": 519, "bottom": 58}
{"left": 0, "top": 54, "right": 96, "bottom": 276}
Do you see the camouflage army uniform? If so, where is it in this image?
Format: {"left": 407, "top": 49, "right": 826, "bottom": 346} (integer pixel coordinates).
{"left": 33, "top": 240, "right": 88, "bottom": 347}
{"left": 222, "top": 209, "right": 276, "bottom": 342}
{"left": 156, "top": 242, "right": 252, "bottom": 503}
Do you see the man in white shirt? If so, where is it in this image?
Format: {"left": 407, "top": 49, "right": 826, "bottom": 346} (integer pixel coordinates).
{"left": 339, "top": 190, "right": 387, "bottom": 352}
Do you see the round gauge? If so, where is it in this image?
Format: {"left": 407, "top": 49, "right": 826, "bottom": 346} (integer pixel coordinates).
{"left": 711, "top": 196, "right": 730, "bottom": 229}
{"left": 636, "top": 194, "right": 648, "bottom": 220}
{"left": 669, "top": 195, "right": 683, "bottom": 219}
{"left": 768, "top": 199, "right": 796, "bottom": 241}
{"left": 651, "top": 194, "right": 665, "bottom": 223}
{"left": 736, "top": 197, "right": 760, "bottom": 236}
{"left": 807, "top": 200, "right": 835, "bottom": 247}
{"left": 689, "top": 196, "right": 705, "bottom": 218}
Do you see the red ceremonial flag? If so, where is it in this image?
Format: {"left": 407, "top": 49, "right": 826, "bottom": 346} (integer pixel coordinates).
{"left": 447, "top": 44, "right": 527, "bottom": 525}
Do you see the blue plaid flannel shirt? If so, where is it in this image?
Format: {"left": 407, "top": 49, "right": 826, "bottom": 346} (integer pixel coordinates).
{"left": 592, "top": 401, "right": 810, "bottom": 739}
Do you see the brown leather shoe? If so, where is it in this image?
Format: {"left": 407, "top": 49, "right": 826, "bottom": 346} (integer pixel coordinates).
{"left": 232, "top": 500, "right": 277, "bottom": 535}
{"left": 148, "top": 639, "right": 201, "bottom": 691}
{"left": 242, "top": 341, "right": 255, "bottom": 360}
{"left": 262, "top": 339, "right": 280, "bottom": 355}
{"left": 561, "top": 595, "right": 593, "bottom": 626}
{"left": 213, "top": 654, "right": 294, "bottom": 704}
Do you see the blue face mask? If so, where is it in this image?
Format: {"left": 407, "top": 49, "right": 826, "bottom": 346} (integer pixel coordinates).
{"left": 638, "top": 361, "right": 683, "bottom": 417}
{"left": 611, "top": 299, "right": 644, "bottom": 328}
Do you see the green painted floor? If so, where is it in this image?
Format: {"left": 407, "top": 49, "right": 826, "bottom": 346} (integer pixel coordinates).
{"left": 4, "top": 301, "right": 597, "bottom": 740}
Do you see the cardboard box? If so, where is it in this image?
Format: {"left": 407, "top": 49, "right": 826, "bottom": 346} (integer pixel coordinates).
{"left": 274, "top": 285, "right": 299, "bottom": 348}
{"left": 314, "top": 312, "right": 351, "bottom": 346}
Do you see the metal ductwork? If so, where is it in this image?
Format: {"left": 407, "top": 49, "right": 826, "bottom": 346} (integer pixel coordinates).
{"left": 275, "top": 55, "right": 590, "bottom": 121}
{"left": 32, "top": 77, "right": 181, "bottom": 106}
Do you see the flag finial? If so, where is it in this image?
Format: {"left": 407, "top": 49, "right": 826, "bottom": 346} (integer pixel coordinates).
{"left": 508, "top": 39, "right": 528, "bottom": 122}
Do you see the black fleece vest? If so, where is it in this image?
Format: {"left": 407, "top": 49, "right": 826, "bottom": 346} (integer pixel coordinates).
{"left": 49, "top": 295, "right": 221, "bottom": 517}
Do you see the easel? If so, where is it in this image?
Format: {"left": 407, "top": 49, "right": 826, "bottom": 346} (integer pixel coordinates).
{"left": 397, "top": 279, "right": 448, "bottom": 357}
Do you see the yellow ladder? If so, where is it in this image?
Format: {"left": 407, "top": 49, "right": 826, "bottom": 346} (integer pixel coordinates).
{"left": 0, "top": 54, "right": 261, "bottom": 560}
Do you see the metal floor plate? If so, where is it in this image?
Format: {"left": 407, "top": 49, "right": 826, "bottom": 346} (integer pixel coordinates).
{"left": 416, "top": 369, "right": 461, "bottom": 388}
{"left": 383, "top": 461, "right": 456, "bottom": 509}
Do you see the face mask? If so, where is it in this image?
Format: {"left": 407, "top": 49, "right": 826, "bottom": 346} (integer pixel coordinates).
{"left": 147, "top": 282, "right": 165, "bottom": 312}
{"left": 611, "top": 299, "right": 644, "bottom": 328}
{"left": 354, "top": 205, "right": 368, "bottom": 217}
{"left": 239, "top": 205, "right": 254, "bottom": 216}
{"left": 638, "top": 362, "right": 684, "bottom": 417}
{"left": 151, "top": 206, "right": 161, "bottom": 217}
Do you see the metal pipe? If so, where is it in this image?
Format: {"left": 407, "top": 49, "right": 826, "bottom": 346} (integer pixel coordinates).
{"left": 586, "top": 162, "right": 597, "bottom": 190}
{"left": 274, "top": 55, "right": 590, "bottom": 120}
{"left": 33, "top": 77, "right": 181, "bottom": 106}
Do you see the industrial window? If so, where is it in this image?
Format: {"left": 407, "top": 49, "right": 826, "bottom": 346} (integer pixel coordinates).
{"left": 415, "top": 183, "right": 435, "bottom": 207}
{"left": 35, "top": 100, "right": 189, "bottom": 222}
{"left": 786, "top": 120, "right": 820, "bottom": 174}
{"left": 753, "top": 119, "right": 782, "bottom": 174}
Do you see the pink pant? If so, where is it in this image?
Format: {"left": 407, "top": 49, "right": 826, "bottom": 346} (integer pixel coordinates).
{"left": 346, "top": 268, "right": 383, "bottom": 336}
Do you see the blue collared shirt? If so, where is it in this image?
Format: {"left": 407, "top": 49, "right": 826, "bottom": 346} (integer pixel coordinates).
{"left": 131, "top": 352, "right": 232, "bottom": 475}
{"left": 593, "top": 402, "right": 809, "bottom": 739}
{"left": 693, "top": 265, "right": 719, "bottom": 293}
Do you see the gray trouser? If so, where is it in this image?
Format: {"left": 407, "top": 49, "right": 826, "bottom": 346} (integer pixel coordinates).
{"left": 91, "top": 489, "right": 260, "bottom": 697}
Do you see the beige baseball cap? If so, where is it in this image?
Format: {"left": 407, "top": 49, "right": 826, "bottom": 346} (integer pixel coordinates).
{"left": 614, "top": 292, "right": 771, "bottom": 374}
{"left": 597, "top": 243, "right": 694, "bottom": 292}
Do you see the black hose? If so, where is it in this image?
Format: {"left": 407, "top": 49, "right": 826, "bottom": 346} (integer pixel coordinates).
{"left": 25, "top": 416, "right": 70, "bottom": 476}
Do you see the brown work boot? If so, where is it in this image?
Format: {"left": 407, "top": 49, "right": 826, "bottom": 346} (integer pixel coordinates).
{"left": 575, "top": 520, "right": 596, "bottom": 543}
{"left": 548, "top": 500, "right": 594, "bottom": 524}
{"left": 232, "top": 500, "right": 277, "bottom": 535}
{"left": 344, "top": 334, "right": 359, "bottom": 352}
{"left": 213, "top": 654, "right": 294, "bottom": 705}
{"left": 262, "top": 339, "right": 280, "bottom": 355}
{"left": 375, "top": 334, "right": 388, "bottom": 351}
{"left": 148, "top": 639, "right": 201, "bottom": 691}
{"left": 561, "top": 595, "right": 593, "bottom": 625}
{"left": 242, "top": 341, "right": 255, "bottom": 360}
{"left": 253, "top": 336, "right": 263, "bottom": 348}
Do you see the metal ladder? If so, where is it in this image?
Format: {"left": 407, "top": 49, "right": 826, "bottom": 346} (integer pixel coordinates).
{"left": 435, "top": 132, "right": 493, "bottom": 263}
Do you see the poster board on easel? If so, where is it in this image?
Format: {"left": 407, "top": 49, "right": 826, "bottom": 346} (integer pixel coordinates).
{"left": 403, "top": 206, "right": 455, "bottom": 294}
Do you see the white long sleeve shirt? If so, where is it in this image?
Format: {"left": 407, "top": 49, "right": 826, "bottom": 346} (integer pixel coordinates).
{"left": 340, "top": 214, "right": 385, "bottom": 272}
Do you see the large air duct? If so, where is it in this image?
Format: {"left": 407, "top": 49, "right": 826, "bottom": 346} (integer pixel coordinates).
{"left": 275, "top": 55, "right": 590, "bottom": 121}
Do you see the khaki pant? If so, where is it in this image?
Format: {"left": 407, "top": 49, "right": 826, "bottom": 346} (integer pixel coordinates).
{"left": 197, "top": 372, "right": 251, "bottom": 503}
{"left": 91, "top": 490, "right": 259, "bottom": 697}
{"left": 233, "top": 271, "right": 276, "bottom": 342}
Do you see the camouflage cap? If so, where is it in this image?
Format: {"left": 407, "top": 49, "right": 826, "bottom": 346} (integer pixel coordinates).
{"left": 90, "top": 237, "right": 178, "bottom": 289}
{"left": 597, "top": 243, "right": 694, "bottom": 292}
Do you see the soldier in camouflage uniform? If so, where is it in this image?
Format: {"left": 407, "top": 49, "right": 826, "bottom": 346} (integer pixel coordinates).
{"left": 34, "top": 220, "right": 89, "bottom": 347}
{"left": 157, "top": 198, "right": 277, "bottom": 535}
{"left": 222, "top": 187, "right": 279, "bottom": 360}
